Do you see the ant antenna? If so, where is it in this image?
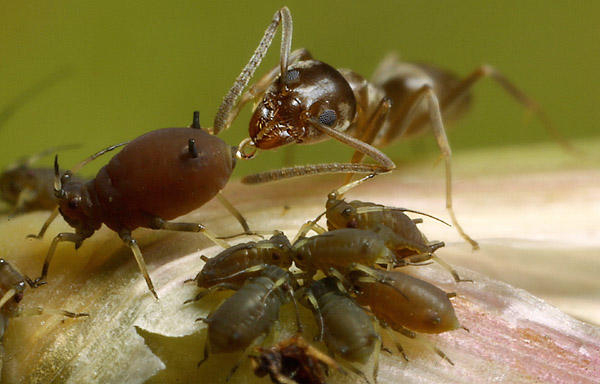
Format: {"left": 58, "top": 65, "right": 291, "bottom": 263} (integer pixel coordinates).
{"left": 191, "top": 111, "right": 201, "bottom": 129}
{"left": 329, "top": 174, "right": 376, "bottom": 199}
{"left": 69, "top": 142, "right": 128, "bottom": 174}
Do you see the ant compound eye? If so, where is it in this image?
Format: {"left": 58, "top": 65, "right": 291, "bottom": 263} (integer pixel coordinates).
{"left": 342, "top": 207, "right": 353, "bottom": 216}
{"left": 285, "top": 69, "right": 300, "bottom": 83}
{"left": 318, "top": 109, "right": 337, "bottom": 127}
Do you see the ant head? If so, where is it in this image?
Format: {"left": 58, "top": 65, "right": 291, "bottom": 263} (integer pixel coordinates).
{"left": 249, "top": 60, "right": 356, "bottom": 150}
{"left": 268, "top": 232, "right": 293, "bottom": 268}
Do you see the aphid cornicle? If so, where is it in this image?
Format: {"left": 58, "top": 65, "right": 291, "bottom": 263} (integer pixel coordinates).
{"left": 185, "top": 232, "right": 293, "bottom": 302}
{"left": 30, "top": 112, "right": 250, "bottom": 299}
{"left": 213, "top": 7, "right": 579, "bottom": 251}
{"left": 197, "top": 265, "right": 301, "bottom": 380}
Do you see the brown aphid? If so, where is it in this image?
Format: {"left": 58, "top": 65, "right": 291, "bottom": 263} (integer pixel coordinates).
{"left": 349, "top": 265, "right": 460, "bottom": 335}
{"left": 185, "top": 232, "right": 293, "bottom": 302}
{"left": 214, "top": 9, "right": 579, "bottom": 251}
{"left": 292, "top": 228, "right": 400, "bottom": 279}
{"left": 30, "top": 112, "right": 249, "bottom": 299}
{"left": 0, "top": 259, "right": 86, "bottom": 339}
{"left": 249, "top": 334, "right": 339, "bottom": 384}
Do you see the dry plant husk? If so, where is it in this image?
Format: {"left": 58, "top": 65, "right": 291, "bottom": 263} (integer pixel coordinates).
{"left": 0, "top": 141, "right": 598, "bottom": 383}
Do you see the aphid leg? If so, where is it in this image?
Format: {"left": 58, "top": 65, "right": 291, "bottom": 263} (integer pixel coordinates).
{"left": 354, "top": 206, "right": 451, "bottom": 227}
{"left": 329, "top": 173, "right": 377, "bottom": 200}
{"left": 442, "top": 65, "right": 582, "bottom": 157}
{"left": 0, "top": 289, "right": 17, "bottom": 309}
{"left": 26, "top": 206, "right": 59, "bottom": 239}
{"left": 119, "top": 231, "right": 158, "bottom": 300}
{"left": 149, "top": 217, "right": 230, "bottom": 249}
{"left": 378, "top": 323, "right": 409, "bottom": 361}
{"left": 14, "top": 306, "right": 89, "bottom": 319}
{"left": 215, "top": 192, "right": 259, "bottom": 237}
{"left": 226, "top": 334, "right": 269, "bottom": 382}
{"left": 326, "top": 267, "right": 350, "bottom": 293}
{"left": 393, "top": 326, "right": 454, "bottom": 366}
{"left": 303, "top": 289, "right": 325, "bottom": 341}
{"left": 350, "top": 263, "right": 409, "bottom": 301}
{"left": 429, "top": 254, "right": 472, "bottom": 283}
{"left": 293, "top": 220, "right": 327, "bottom": 243}
{"left": 285, "top": 285, "right": 304, "bottom": 333}
{"left": 183, "top": 282, "right": 239, "bottom": 304}
{"left": 213, "top": 7, "right": 293, "bottom": 134}
{"left": 197, "top": 338, "right": 210, "bottom": 367}
{"left": 32, "top": 232, "right": 84, "bottom": 287}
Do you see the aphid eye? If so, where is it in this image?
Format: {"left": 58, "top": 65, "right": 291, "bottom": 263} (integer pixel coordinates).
{"left": 285, "top": 69, "right": 300, "bottom": 83}
{"left": 271, "top": 253, "right": 280, "bottom": 261}
{"left": 68, "top": 197, "right": 81, "bottom": 209}
{"left": 318, "top": 109, "right": 337, "bottom": 127}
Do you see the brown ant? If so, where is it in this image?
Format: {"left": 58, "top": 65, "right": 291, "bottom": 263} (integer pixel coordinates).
{"left": 29, "top": 112, "right": 254, "bottom": 300}
{"left": 213, "top": 7, "right": 577, "bottom": 251}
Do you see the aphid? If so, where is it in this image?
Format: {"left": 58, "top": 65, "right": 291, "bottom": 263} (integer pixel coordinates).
{"left": 249, "top": 334, "right": 339, "bottom": 384}
{"left": 301, "top": 277, "right": 379, "bottom": 383}
{"left": 0, "top": 146, "right": 81, "bottom": 214}
{"left": 29, "top": 112, "right": 251, "bottom": 299}
{"left": 196, "top": 265, "right": 301, "bottom": 380}
{"left": 185, "top": 231, "right": 293, "bottom": 302}
{"left": 0, "top": 258, "right": 87, "bottom": 340}
{"left": 348, "top": 264, "right": 462, "bottom": 363}
{"left": 214, "top": 8, "right": 578, "bottom": 251}
{"left": 292, "top": 228, "right": 400, "bottom": 279}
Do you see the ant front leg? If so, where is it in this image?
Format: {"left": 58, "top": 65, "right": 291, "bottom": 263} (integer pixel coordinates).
{"left": 213, "top": 7, "right": 294, "bottom": 134}
{"left": 149, "top": 217, "right": 230, "bottom": 249}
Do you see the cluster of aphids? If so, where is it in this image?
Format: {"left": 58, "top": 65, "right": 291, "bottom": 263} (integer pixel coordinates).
{"left": 185, "top": 174, "right": 467, "bottom": 383}
{"left": 0, "top": 5, "right": 573, "bottom": 383}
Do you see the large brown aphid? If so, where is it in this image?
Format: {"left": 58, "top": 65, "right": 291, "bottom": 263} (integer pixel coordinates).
{"left": 213, "top": 8, "right": 576, "bottom": 251}
{"left": 185, "top": 232, "right": 293, "bottom": 302}
{"left": 0, "top": 259, "right": 86, "bottom": 340}
{"left": 197, "top": 265, "right": 301, "bottom": 380}
{"left": 30, "top": 112, "right": 250, "bottom": 299}
{"left": 249, "top": 334, "right": 339, "bottom": 384}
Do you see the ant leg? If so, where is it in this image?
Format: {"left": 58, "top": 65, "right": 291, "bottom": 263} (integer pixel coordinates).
{"left": 215, "top": 192, "right": 251, "bottom": 234}
{"left": 440, "top": 65, "right": 581, "bottom": 157}
{"left": 119, "top": 231, "right": 158, "bottom": 300}
{"left": 242, "top": 162, "right": 389, "bottom": 184}
{"left": 27, "top": 207, "right": 59, "bottom": 240}
{"left": 149, "top": 217, "right": 230, "bottom": 249}
{"left": 9, "top": 188, "right": 37, "bottom": 216}
{"left": 388, "top": 85, "right": 480, "bottom": 250}
{"left": 33, "top": 232, "right": 84, "bottom": 286}
{"left": 224, "top": 48, "right": 312, "bottom": 133}
{"left": 213, "top": 7, "right": 293, "bottom": 134}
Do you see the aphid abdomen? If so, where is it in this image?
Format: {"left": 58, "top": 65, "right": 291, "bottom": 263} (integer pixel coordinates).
{"left": 316, "top": 284, "right": 377, "bottom": 363}
{"left": 101, "top": 128, "right": 234, "bottom": 229}
{"left": 353, "top": 270, "right": 459, "bottom": 334}
{"left": 207, "top": 271, "right": 287, "bottom": 353}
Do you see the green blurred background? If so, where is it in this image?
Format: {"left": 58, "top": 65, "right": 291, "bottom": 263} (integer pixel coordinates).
{"left": 1, "top": 0, "right": 598, "bottom": 177}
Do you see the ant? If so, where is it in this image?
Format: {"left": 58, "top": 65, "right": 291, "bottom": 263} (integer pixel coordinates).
{"left": 212, "top": 7, "right": 577, "bottom": 250}
{"left": 29, "top": 112, "right": 254, "bottom": 300}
